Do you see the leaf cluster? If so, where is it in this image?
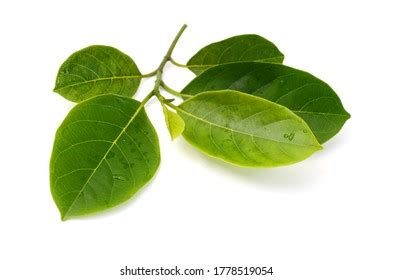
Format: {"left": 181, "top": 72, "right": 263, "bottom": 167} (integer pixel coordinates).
{"left": 50, "top": 25, "right": 350, "bottom": 219}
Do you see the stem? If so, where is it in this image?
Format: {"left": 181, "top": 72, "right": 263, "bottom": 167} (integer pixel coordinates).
{"left": 162, "top": 99, "right": 179, "bottom": 110}
{"left": 141, "top": 70, "right": 157, "bottom": 78}
{"left": 140, "top": 90, "right": 156, "bottom": 106}
{"left": 137, "top": 24, "right": 188, "bottom": 111}
{"left": 170, "top": 58, "right": 202, "bottom": 69}
{"left": 161, "top": 81, "right": 193, "bottom": 98}
{"left": 169, "top": 58, "right": 189, "bottom": 68}
{"left": 153, "top": 24, "right": 188, "bottom": 93}
{"left": 155, "top": 91, "right": 178, "bottom": 111}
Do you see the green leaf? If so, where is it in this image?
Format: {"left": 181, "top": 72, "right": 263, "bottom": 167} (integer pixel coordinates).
{"left": 54, "top": 45, "right": 142, "bottom": 102}
{"left": 187, "top": 35, "right": 284, "bottom": 75}
{"left": 163, "top": 105, "right": 185, "bottom": 140}
{"left": 182, "top": 62, "right": 350, "bottom": 143}
{"left": 177, "top": 90, "right": 322, "bottom": 168}
{"left": 50, "top": 94, "right": 160, "bottom": 220}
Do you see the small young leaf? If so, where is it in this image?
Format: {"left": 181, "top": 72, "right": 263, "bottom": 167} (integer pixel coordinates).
{"left": 163, "top": 106, "right": 185, "bottom": 140}
{"left": 177, "top": 90, "right": 322, "bottom": 167}
{"left": 182, "top": 62, "right": 350, "bottom": 143}
{"left": 54, "top": 45, "right": 142, "bottom": 102}
{"left": 187, "top": 35, "right": 284, "bottom": 75}
{"left": 50, "top": 95, "right": 160, "bottom": 220}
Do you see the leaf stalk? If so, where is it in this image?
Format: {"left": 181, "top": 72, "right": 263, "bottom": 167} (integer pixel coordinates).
{"left": 169, "top": 58, "right": 189, "bottom": 68}
{"left": 160, "top": 81, "right": 192, "bottom": 98}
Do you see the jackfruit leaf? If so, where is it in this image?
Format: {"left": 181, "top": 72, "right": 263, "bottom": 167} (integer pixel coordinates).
{"left": 50, "top": 95, "right": 160, "bottom": 220}
{"left": 187, "top": 35, "right": 284, "bottom": 74}
{"left": 177, "top": 90, "right": 322, "bottom": 167}
{"left": 54, "top": 45, "right": 142, "bottom": 102}
{"left": 163, "top": 105, "right": 185, "bottom": 140}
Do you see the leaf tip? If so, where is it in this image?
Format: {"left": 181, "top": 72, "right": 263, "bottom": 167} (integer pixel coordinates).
{"left": 60, "top": 214, "right": 68, "bottom": 222}
{"left": 60, "top": 208, "right": 71, "bottom": 221}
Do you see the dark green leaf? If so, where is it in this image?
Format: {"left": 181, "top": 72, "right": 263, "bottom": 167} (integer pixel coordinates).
{"left": 54, "top": 45, "right": 142, "bottom": 102}
{"left": 182, "top": 62, "right": 350, "bottom": 143}
{"left": 50, "top": 95, "right": 160, "bottom": 220}
{"left": 177, "top": 90, "right": 322, "bottom": 167}
{"left": 187, "top": 35, "right": 284, "bottom": 75}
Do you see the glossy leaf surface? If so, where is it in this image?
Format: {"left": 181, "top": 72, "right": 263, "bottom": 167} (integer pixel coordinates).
{"left": 177, "top": 90, "right": 321, "bottom": 167}
{"left": 50, "top": 95, "right": 160, "bottom": 220}
{"left": 54, "top": 45, "right": 142, "bottom": 102}
{"left": 163, "top": 106, "right": 185, "bottom": 140}
{"left": 187, "top": 35, "right": 284, "bottom": 75}
{"left": 182, "top": 62, "right": 350, "bottom": 143}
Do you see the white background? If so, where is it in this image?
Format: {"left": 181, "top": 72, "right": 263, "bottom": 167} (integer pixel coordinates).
{"left": 0, "top": 0, "right": 392, "bottom": 279}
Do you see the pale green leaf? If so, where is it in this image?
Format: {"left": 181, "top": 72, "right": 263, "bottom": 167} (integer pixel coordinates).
{"left": 177, "top": 90, "right": 322, "bottom": 167}
{"left": 163, "top": 106, "right": 185, "bottom": 140}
